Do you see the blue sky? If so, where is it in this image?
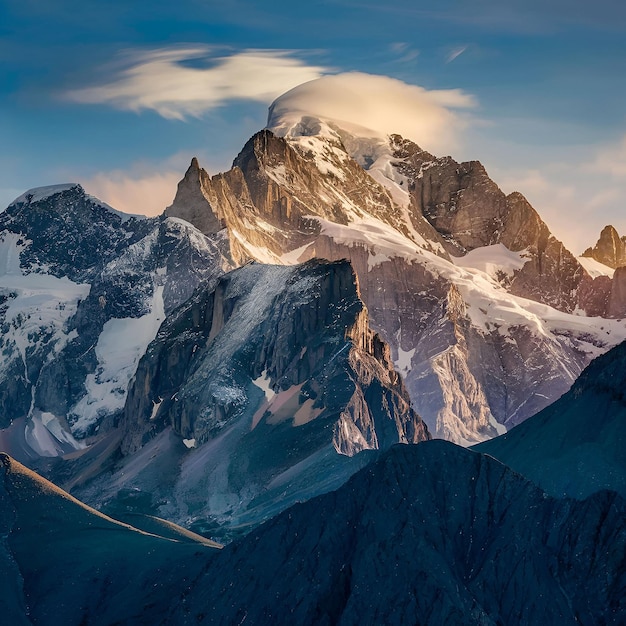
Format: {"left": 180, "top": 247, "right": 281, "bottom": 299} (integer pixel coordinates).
{"left": 2, "top": 0, "right": 626, "bottom": 252}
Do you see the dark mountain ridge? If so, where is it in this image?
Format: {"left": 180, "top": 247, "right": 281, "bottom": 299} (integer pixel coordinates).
{"left": 476, "top": 335, "right": 626, "bottom": 500}
{"left": 2, "top": 441, "right": 624, "bottom": 625}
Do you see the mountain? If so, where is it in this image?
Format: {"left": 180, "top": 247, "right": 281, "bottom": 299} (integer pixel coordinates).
{"left": 0, "top": 184, "right": 234, "bottom": 461}
{"left": 3, "top": 83, "right": 626, "bottom": 543}
{"left": 4, "top": 89, "right": 625, "bottom": 456}
{"left": 579, "top": 225, "right": 626, "bottom": 317}
{"left": 165, "top": 100, "right": 626, "bottom": 443}
{"left": 0, "top": 181, "right": 430, "bottom": 541}
{"left": 3, "top": 442, "right": 624, "bottom": 625}
{"left": 475, "top": 337, "right": 626, "bottom": 500}
{"left": 70, "top": 258, "right": 429, "bottom": 539}
{"left": 177, "top": 441, "right": 625, "bottom": 625}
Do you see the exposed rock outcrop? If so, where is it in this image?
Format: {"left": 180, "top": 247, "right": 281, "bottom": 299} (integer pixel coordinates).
{"left": 582, "top": 224, "right": 626, "bottom": 269}
{"left": 165, "top": 157, "right": 225, "bottom": 235}
{"left": 122, "top": 258, "right": 427, "bottom": 456}
{"left": 608, "top": 266, "right": 626, "bottom": 318}
{"left": 395, "top": 138, "right": 588, "bottom": 313}
{"left": 163, "top": 129, "right": 626, "bottom": 442}
{"left": 69, "top": 259, "right": 429, "bottom": 538}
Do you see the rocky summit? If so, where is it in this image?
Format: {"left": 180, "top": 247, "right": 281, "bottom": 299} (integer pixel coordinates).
{"left": 0, "top": 178, "right": 430, "bottom": 541}
{"left": 166, "top": 112, "right": 626, "bottom": 442}
{"left": 582, "top": 224, "right": 626, "bottom": 269}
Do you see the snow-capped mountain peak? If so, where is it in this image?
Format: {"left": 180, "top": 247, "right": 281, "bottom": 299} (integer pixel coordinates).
{"left": 9, "top": 183, "right": 145, "bottom": 224}
{"left": 9, "top": 183, "right": 80, "bottom": 207}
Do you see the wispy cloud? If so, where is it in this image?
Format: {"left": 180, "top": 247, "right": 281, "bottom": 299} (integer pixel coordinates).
{"left": 445, "top": 46, "right": 468, "bottom": 63}
{"left": 389, "top": 42, "right": 420, "bottom": 63}
{"left": 64, "top": 47, "right": 328, "bottom": 120}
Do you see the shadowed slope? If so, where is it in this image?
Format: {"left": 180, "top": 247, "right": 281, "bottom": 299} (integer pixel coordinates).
{"left": 0, "top": 453, "right": 219, "bottom": 626}
{"left": 170, "top": 441, "right": 626, "bottom": 625}
{"left": 475, "top": 340, "right": 626, "bottom": 499}
{"left": 2, "top": 438, "right": 625, "bottom": 625}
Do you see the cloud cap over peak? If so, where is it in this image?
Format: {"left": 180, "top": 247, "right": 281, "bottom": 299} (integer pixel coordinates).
{"left": 267, "top": 72, "right": 477, "bottom": 154}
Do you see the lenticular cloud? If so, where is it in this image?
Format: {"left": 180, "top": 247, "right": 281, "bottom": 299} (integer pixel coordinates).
{"left": 267, "top": 72, "right": 477, "bottom": 154}
{"left": 65, "top": 47, "right": 327, "bottom": 120}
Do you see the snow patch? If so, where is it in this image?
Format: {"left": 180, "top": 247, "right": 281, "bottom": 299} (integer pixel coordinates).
{"left": 280, "top": 242, "right": 314, "bottom": 265}
{"left": 0, "top": 233, "right": 90, "bottom": 379}
{"left": 314, "top": 214, "right": 432, "bottom": 265}
{"left": 24, "top": 411, "right": 85, "bottom": 457}
{"left": 394, "top": 344, "right": 415, "bottom": 378}
{"left": 489, "top": 414, "right": 507, "bottom": 436}
{"left": 453, "top": 244, "right": 530, "bottom": 278}
{"left": 252, "top": 370, "right": 275, "bottom": 401}
{"left": 577, "top": 256, "right": 615, "bottom": 279}
{"left": 70, "top": 285, "right": 166, "bottom": 435}
{"left": 9, "top": 184, "right": 79, "bottom": 207}
{"left": 150, "top": 397, "right": 163, "bottom": 420}
{"left": 0, "top": 232, "right": 26, "bottom": 275}
{"left": 231, "top": 229, "right": 282, "bottom": 264}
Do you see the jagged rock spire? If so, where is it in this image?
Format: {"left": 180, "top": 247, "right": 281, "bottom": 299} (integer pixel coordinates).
{"left": 165, "top": 157, "right": 224, "bottom": 235}
{"left": 582, "top": 224, "right": 626, "bottom": 269}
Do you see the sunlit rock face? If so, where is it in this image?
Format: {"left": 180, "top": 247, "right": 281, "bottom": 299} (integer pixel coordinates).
{"left": 166, "top": 112, "right": 626, "bottom": 442}
{"left": 165, "top": 157, "right": 225, "bottom": 236}
{"left": 582, "top": 224, "right": 626, "bottom": 269}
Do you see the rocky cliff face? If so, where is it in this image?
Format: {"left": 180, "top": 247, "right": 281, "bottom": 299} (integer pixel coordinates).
{"left": 165, "top": 157, "right": 225, "bottom": 235}
{"left": 393, "top": 136, "right": 589, "bottom": 313}
{"left": 476, "top": 336, "right": 626, "bottom": 499}
{"left": 123, "top": 258, "right": 426, "bottom": 454}
{"left": 166, "top": 128, "right": 448, "bottom": 265}
{"left": 164, "top": 118, "right": 626, "bottom": 442}
{"left": 0, "top": 184, "right": 153, "bottom": 281}
{"left": 580, "top": 226, "right": 626, "bottom": 317}
{"left": 70, "top": 259, "right": 428, "bottom": 538}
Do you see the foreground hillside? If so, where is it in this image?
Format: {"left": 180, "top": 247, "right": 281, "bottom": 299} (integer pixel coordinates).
{"left": 1, "top": 441, "right": 624, "bottom": 625}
